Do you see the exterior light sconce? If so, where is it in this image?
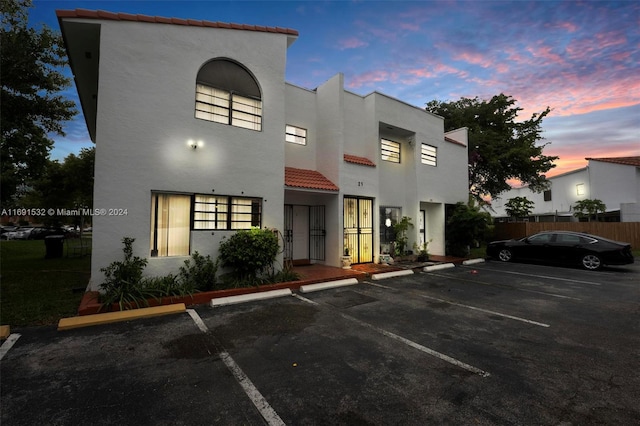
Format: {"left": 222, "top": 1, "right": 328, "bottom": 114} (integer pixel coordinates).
{"left": 576, "top": 183, "right": 585, "bottom": 196}
{"left": 187, "top": 139, "right": 203, "bottom": 150}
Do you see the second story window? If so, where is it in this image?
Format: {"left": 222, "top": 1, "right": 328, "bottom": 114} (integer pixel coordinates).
{"left": 421, "top": 144, "right": 437, "bottom": 166}
{"left": 286, "top": 125, "right": 307, "bottom": 145}
{"left": 195, "top": 59, "right": 262, "bottom": 131}
{"left": 381, "top": 139, "right": 400, "bottom": 163}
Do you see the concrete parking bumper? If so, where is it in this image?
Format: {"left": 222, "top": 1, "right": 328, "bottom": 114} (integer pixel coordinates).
{"left": 57, "top": 303, "right": 187, "bottom": 331}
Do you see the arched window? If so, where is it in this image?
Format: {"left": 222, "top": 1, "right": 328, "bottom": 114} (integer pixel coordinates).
{"left": 195, "top": 59, "right": 262, "bottom": 131}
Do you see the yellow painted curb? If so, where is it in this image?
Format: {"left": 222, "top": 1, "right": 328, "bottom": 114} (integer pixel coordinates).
{"left": 58, "top": 303, "right": 187, "bottom": 331}
{"left": 0, "top": 325, "right": 10, "bottom": 339}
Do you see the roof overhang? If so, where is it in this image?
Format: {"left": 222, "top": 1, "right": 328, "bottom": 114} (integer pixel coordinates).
{"left": 57, "top": 16, "right": 100, "bottom": 142}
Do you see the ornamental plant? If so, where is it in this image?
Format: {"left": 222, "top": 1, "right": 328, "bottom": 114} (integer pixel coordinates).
{"left": 218, "top": 227, "right": 280, "bottom": 286}
{"left": 99, "top": 237, "right": 160, "bottom": 311}
{"left": 178, "top": 251, "right": 218, "bottom": 292}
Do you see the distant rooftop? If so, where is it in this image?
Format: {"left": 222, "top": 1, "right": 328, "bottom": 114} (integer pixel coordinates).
{"left": 587, "top": 156, "right": 640, "bottom": 167}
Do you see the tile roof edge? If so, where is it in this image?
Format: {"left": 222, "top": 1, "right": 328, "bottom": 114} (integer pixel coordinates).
{"left": 55, "top": 9, "right": 299, "bottom": 36}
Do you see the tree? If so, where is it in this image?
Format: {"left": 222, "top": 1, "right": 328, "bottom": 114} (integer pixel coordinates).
{"left": 1, "top": 0, "right": 77, "bottom": 205}
{"left": 19, "top": 147, "right": 94, "bottom": 226}
{"left": 504, "top": 196, "right": 535, "bottom": 221}
{"left": 573, "top": 199, "right": 606, "bottom": 222}
{"left": 446, "top": 201, "right": 492, "bottom": 257}
{"left": 426, "top": 94, "right": 558, "bottom": 203}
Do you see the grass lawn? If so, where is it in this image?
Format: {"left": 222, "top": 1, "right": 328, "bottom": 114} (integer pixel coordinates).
{"left": 1, "top": 239, "right": 91, "bottom": 327}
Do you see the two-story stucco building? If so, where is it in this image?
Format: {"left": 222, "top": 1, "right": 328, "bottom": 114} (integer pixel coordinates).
{"left": 57, "top": 9, "right": 469, "bottom": 290}
{"left": 491, "top": 157, "right": 640, "bottom": 223}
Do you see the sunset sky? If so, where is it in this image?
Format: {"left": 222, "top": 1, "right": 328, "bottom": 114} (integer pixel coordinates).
{"left": 31, "top": 0, "right": 639, "bottom": 178}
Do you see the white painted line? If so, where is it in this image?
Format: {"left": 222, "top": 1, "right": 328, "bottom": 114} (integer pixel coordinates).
{"left": 428, "top": 271, "right": 581, "bottom": 301}
{"left": 474, "top": 266, "right": 601, "bottom": 286}
{"left": 343, "top": 314, "right": 490, "bottom": 377}
{"left": 294, "top": 292, "right": 489, "bottom": 377}
{"left": 0, "top": 333, "right": 21, "bottom": 361}
{"left": 424, "top": 263, "right": 456, "bottom": 272}
{"left": 210, "top": 289, "right": 292, "bottom": 307}
{"left": 187, "top": 309, "right": 285, "bottom": 426}
{"left": 516, "top": 287, "right": 581, "bottom": 300}
{"left": 371, "top": 269, "right": 414, "bottom": 280}
{"left": 419, "top": 294, "right": 550, "bottom": 327}
{"left": 462, "top": 258, "right": 485, "bottom": 265}
{"left": 299, "top": 278, "right": 359, "bottom": 293}
{"left": 187, "top": 309, "right": 209, "bottom": 333}
{"left": 364, "top": 281, "right": 394, "bottom": 290}
{"left": 293, "top": 294, "right": 319, "bottom": 305}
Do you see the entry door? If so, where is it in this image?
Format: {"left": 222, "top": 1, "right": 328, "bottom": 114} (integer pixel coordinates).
{"left": 309, "top": 206, "right": 326, "bottom": 261}
{"left": 292, "top": 205, "right": 309, "bottom": 261}
{"left": 344, "top": 197, "right": 374, "bottom": 263}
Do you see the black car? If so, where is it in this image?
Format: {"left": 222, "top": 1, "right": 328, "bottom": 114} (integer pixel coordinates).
{"left": 486, "top": 231, "right": 634, "bottom": 270}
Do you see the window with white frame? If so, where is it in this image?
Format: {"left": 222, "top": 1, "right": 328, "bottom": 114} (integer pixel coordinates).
{"left": 195, "top": 59, "right": 262, "bottom": 131}
{"left": 286, "top": 125, "right": 307, "bottom": 145}
{"left": 381, "top": 139, "right": 400, "bottom": 163}
{"left": 421, "top": 144, "right": 437, "bottom": 166}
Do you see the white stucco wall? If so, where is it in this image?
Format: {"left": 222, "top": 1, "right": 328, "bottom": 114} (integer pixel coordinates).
{"left": 86, "top": 20, "right": 290, "bottom": 287}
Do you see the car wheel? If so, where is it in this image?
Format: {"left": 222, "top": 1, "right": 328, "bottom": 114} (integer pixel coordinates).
{"left": 498, "top": 248, "right": 513, "bottom": 262}
{"left": 581, "top": 253, "right": 602, "bottom": 270}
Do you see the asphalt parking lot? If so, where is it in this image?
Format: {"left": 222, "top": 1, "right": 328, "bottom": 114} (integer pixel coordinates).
{"left": 2, "top": 260, "right": 639, "bottom": 425}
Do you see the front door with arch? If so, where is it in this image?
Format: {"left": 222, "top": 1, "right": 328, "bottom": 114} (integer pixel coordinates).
{"left": 343, "top": 196, "right": 374, "bottom": 263}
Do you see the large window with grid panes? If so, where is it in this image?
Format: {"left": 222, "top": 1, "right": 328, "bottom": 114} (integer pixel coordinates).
{"left": 195, "top": 59, "right": 262, "bottom": 131}
{"left": 150, "top": 192, "right": 262, "bottom": 257}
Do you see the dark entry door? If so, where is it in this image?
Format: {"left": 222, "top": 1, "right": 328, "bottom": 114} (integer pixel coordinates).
{"left": 309, "top": 206, "right": 326, "bottom": 261}
{"left": 344, "top": 197, "right": 374, "bottom": 263}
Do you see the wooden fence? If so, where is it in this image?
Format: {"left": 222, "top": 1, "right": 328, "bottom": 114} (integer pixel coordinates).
{"left": 493, "top": 222, "right": 640, "bottom": 249}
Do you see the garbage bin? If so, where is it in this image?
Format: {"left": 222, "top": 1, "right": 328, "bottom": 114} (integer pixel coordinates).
{"left": 44, "top": 235, "right": 65, "bottom": 258}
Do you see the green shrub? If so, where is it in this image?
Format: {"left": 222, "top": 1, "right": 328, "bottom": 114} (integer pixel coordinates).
{"left": 218, "top": 227, "right": 279, "bottom": 285}
{"left": 178, "top": 251, "right": 218, "bottom": 292}
{"left": 142, "top": 274, "right": 190, "bottom": 297}
{"left": 393, "top": 216, "right": 414, "bottom": 256}
{"left": 99, "top": 237, "right": 160, "bottom": 311}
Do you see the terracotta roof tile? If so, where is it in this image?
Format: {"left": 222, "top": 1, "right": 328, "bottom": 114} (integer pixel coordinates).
{"left": 586, "top": 156, "right": 640, "bottom": 167}
{"left": 344, "top": 154, "right": 376, "bottom": 167}
{"left": 56, "top": 9, "right": 299, "bottom": 36}
{"left": 285, "top": 167, "right": 339, "bottom": 192}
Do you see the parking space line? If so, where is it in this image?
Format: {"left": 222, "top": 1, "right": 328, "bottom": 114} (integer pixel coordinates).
{"left": 427, "top": 272, "right": 582, "bottom": 300}
{"left": 186, "top": 310, "right": 285, "bottom": 426}
{"left": 467, "top": 266, "right": 601, "bottom": 286}
{"left": 293, "top": 293, "right": 490, "bottom": 377}
{"left": 0, "top": 333, "right": 21, "bottom": 361}
{"left": 342, "top": 313, "right": 490, "bottom": 377}
{"left": 418, "top": 295, "right": 550, "bottom": 327}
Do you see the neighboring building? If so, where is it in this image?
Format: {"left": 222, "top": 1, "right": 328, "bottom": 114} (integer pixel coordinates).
{"left": 57, "top": 9, "right": 469, "bottom": 290}
{"left": 491, "top": 157, "right": 640, "bottom": 223}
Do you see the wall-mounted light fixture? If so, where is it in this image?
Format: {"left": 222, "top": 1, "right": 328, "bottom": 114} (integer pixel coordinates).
{"left": 187, "top": 139, "right": 203, "bottom": 150}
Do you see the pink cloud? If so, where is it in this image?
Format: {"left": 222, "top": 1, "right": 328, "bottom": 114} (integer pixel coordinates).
{"left": 453, "top": 51, "right": 493, "bottom": 68}
{"left": 338, "top": 37, "right": 368, "bottom": 50}
{"left": 525, "top": 43, "right": 566, "bottom": 65}
{"left": 348, "top": 69, "right": 397, "bottom": 88}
